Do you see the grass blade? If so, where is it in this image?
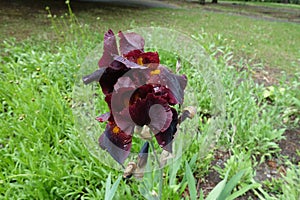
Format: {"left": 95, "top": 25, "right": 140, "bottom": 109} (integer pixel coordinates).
{"left": 226, "top": 183, "right": 260, "bottom": 200}
{"left": 218, "top": 169, "right": 246, "bottom": 199}
{"left": 107, "top": 176, "right": 122, "bottom": 200}
{"left": 105, "top": 173, "right": 121, "bottom": 200}
{"left": 105, "top": 173, "right": 112, "bottom": 200}
{"left": 206, "top": 168, "right": 230, "bottom": 200}
{"left": 185, "top": 161, "right": 197, "bottom": 200}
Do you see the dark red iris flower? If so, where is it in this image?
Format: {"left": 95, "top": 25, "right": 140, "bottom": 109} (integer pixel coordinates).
{"left": 83, "top": 30, "right": 187, "bottom": 165}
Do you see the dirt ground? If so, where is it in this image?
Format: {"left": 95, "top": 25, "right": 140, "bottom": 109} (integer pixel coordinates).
{"left": 197, "top": 128, "right": 300, "bottom": 199}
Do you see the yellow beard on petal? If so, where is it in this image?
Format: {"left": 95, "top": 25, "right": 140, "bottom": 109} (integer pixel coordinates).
{"left": 137, "top": 57, "right": 143, "bottom": 66}
{"left": 150, "top": 69, "right": 160, "bottom": 75}
{"left": 112, "top": 126, "right": 121, "bottom": 134}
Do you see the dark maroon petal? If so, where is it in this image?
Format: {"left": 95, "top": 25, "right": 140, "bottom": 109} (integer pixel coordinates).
{"left": 148, "top": 65, "right": 187, "bottom": 104}
{"left": 124, "top": 51, "right": 160, "bottom": 67}
{"left": 129, "top": 98, "right": 151, "bottom": 126}
{"left": 96, "top": 112, "right": 110, "bottom": 122}
{"left": 139, "top": 52, "right": 160, "bottom": 67}
{"left": 98, "top": 30, "right": 119, "bottom": 68}
{"left": 129, "top": 93, "right": 171, "bottom": 130}
{"left": 153, "top": 85, "right": 178, "bottom": 105}
{"left": 155, "top": 108, "right": 178, "bottom": 153}
{"left": 130, "top": 85, "right": 154, "bottom": 103}
{"left": 109, "top": 60, "right": 127, "bottom": 70}
{"left": 123, "top": 49, "right": 143, "bottom": 62}
{"left": 99, "top": 123, "right": 132, "bottom": 164}
{"left": 104, "top": 94, "right": 112, "bottom": 110}
{"left": 130, "top": 84, "right": 177, "bottom": 107}
{"left": 99, "top": 66, "right": 130, "bottom": 95}
{"left": 118, "top": 31, "right": 145, "bottom": 55}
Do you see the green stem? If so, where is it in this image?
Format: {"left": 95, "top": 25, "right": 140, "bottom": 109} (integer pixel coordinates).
{"left": 149, "top": 140, "right": 163, "bottom": 199}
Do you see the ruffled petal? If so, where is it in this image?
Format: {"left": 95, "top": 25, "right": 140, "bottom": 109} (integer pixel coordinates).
{"left": 99, "top": 123, "right": 132, "bottom": 164}
{"left": 129, "top": 93, "right": 172, "bottom": 131}
{"left": 139, "top": 52, "right": 159, "bottom": 67}
{"left": 147, "top": 65, "right": 187, "bottom": 104}
{"left": 123, "top": 49, "right": 144, "bottom": 62}
{"left": 124, "top": 51, "right": 160, "bottom": 68}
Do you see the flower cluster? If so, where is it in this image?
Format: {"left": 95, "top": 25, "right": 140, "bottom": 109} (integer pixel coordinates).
{"left": 83, "top": 30, "right": 187, "bottom": 165}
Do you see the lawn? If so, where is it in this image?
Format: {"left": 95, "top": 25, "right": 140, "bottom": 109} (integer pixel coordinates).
{"left": 0, "top": 0, "right": 299, "bottom": 199}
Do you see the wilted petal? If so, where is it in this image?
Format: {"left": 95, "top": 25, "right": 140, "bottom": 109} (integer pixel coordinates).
{"left": 98, "top": 30, "right": 119, "bottom": 68}
{"left": 155, "top": 108, "right": 178, "bottom": 152}
{"left": 137, "top": 141, "right": 149, "bottom": 168}
{"left": 99, "top": 123, "right": 132, "bottom": 164}
{"left": 118, "top": 31, "right": 145, "bottom": 55}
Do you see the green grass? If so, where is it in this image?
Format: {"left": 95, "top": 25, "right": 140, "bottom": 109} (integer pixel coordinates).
{"left": 1, "top": 1, "right": 300, "bottom": 199}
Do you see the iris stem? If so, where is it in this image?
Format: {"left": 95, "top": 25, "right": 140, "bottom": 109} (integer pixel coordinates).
{"left": 149, "top": 139, "right": 163, "bottom": 199}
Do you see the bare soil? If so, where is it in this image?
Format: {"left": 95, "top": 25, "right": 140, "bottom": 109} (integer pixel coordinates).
{"left": 197, "top": 128, "right": 300, "bottom": 199}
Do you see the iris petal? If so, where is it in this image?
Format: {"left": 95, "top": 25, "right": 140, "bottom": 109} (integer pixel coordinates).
{"left": 155, "top": 108, "right": 178, "bottom": 153}
{"left": 148, "top": 103, "right": 173, "bottom": 133}
{"left": 118, "top": 31, "right": 145, "bottom": 55}
{"left": 96, "top": 112, "right": 110, "bottom": 122}
{"left": 148, "top": 65, "right": 187, "bottom": 104}
{"left": 98, "top": 29, "right": 119, "bottom": 68}
{"left": 124, "top": 51, "right": 160, "bottom": 67}
{"left": 99, "top": 66, "right": 130, "bottom": 95}
{"left": 99, "top": 123, "right": 132, "bottom": 164}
